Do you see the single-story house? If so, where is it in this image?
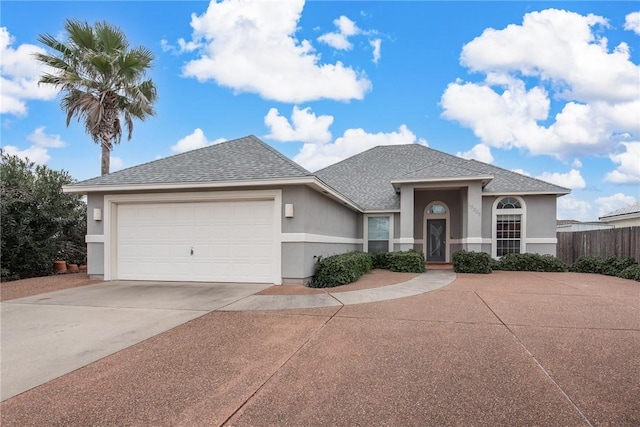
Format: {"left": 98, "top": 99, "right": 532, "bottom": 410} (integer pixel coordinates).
{"left": 598, "top": 202, "right": 640, "bottom": 228}
{"left": 65, "top": 135, "right": 570, "bottom": 284}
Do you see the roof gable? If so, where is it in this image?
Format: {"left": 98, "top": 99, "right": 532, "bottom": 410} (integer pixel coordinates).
{"left": 71, "top": 135, "right": 311, "bottom": 187}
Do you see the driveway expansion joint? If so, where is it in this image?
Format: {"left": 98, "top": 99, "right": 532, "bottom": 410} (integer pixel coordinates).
{"left": 474, "top": 291, "right": 595, "bottom": 427}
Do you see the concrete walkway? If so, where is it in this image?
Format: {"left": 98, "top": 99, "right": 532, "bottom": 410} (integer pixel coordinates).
{"left": 222, "top": 270, "right": 456, "bottom": 310}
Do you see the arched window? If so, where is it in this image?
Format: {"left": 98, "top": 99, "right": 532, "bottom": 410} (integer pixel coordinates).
{"left": 428, "top": 204, "right": 447, "bottom": 214}
{"left": 497, "top": 197, "right": 521, "bottom": 209}
{"left": 493, "top": 196, "right": 525, "bottom": 257}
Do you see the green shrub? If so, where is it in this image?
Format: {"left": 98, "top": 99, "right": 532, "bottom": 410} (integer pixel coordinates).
{"left": 308, "top": 251, "right": 373, "bottom": 288}
{"left": 570, "top": 256, "right": 605, "bottom": 274}
{"left": 618, "top": 264, "right": 640, "bottom": 281}
{"left": 373, "top": 251, "right": 425, "bottom": 273}
{"left": 498, "top": 253, "right": 566, "bottom": 272}
{"left": 452, "top": 250, "right": 492, "bottom": 274}
{"left": 370, "top": 252, "right": 390, "bottom": 270}
{"left": 601, "top": 256, "right": 636, "bottom": 276}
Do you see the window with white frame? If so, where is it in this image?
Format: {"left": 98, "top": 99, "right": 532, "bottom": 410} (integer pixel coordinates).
{"left": 494, "top": 197, "right": 524, "bottom": 257}
{"left": 366, "top": 216, "right": 391, "bottom": 253}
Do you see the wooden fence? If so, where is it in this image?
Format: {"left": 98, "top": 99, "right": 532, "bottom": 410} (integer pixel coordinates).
{"left": 556, "top": 226, "right": 640, "bottom": 266}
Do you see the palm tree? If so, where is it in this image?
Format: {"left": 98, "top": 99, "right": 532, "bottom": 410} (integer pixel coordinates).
{"left": 36, "top": 19, "right": 157, "bottom": 175}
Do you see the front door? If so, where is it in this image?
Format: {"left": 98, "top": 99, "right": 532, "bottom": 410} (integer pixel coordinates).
{"left": 427, "top": 219, "right": 446, "bottom": 262}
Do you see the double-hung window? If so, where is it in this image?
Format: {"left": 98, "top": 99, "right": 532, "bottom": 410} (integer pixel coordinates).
{"left": 365, "top": 216, "right": 392, "bottom": 253}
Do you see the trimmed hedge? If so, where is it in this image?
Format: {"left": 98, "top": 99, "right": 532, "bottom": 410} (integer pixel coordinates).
{"left": 452, "top": 250, "right": 492, "bottom": 274}
{"left": 308, "top": 252, "right": 373, "bottom": 288}
{"left": 371, "top": 250, "right": 425, "bottom": 273}
{"left": 309, "top": 250, "right": 425, "bottom": 288}
{"left": 618, "top": 264, "right": 640, "bottom": 281}
{"left": 498, "top": 253, "right": 566, "bottom": 272}
{"left": 570, "top": 255, "right": 639, "bottom": 282}
{"left": 453, "top": 251, "right": 567, "bottom": 273}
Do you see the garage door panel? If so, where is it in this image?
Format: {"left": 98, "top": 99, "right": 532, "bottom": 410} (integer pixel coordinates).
{"left": 116, "top": 200, "right": 275, "bottom": 283}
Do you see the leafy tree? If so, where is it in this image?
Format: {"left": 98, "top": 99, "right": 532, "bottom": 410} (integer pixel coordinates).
{"left": 0, "top": 150, "right": 86, "bottom": 281}
{"left": 35, "top": 19, "right": 157, "bottom": 175}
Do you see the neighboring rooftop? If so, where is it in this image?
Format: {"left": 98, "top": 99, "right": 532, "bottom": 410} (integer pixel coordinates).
{"left": 599, "top": 202, "right": 640, "bottom": 220}
{"left": 70, "top": 135, "right": 312, "bottom": 187}
{"left": 316, "top": 144, "right": 569, "bottom": 210}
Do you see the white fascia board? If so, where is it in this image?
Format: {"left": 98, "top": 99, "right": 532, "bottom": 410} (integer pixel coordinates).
{"left": 482, "top": 190, "right": 571, "bottom": 196}
{"left": 363, "top": 209, "right": 401, "bottom": 214}
{"left": 63, "top": 177, "right": 310, "bottom": 194}
{"left": 390, "top": 175, "right": 494, "bottom": 185}
{"left": 63, "top": 176, "right": 362, "bottom": 211}
{"left": 599, "top": 212, "right": 640, "bottom": 222}
{"left": 306, "top": 180, "right": 362, "bottom": 212}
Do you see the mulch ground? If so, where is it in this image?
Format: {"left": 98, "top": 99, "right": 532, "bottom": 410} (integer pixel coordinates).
{"left": 0, "top": 273, "right": 103, "bottom": 301}
{"left": 256, "top": 269, "right": 420, "bottom": 295}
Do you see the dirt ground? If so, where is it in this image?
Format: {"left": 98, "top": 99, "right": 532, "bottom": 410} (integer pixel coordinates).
{"left": 0, "top": 273, "right": 102, "bottom": 301}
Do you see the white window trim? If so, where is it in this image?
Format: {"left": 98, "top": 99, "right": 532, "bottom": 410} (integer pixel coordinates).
{"left": 363, "top": 214, "right": 394, "bottom": 252}
{"left": 103, "top": 190, "right": 282, "bottom": 283}
{"left": 423, "top": 201, "right": 450, "bottom": 262}
{"left": 492, "top": 196, "right": 526, "bottom": 258}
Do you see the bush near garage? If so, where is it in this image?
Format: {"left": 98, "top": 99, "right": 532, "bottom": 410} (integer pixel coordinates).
{"left": 451, "top": 250, "right": 492, "bottom": 274}
{"left": 0, "top": 150, "right": 87, "bottom": 281}
{"left": 308, "top": 252, "right": 373, "bottom": 288}
{"left": 497, "top": 253, "right": 567, "bottom": 272}
{"left": 308, "top": 250, "right": 425, "bottom": 288}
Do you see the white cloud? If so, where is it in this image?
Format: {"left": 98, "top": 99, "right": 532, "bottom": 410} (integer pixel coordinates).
{"left": 604, "top": 142, "right": 640, "bottom": 184}
{"left": 511, "top": 168, "right": 531, "bottom": 177}
{"left": 318, "top": 15, "right": 360, "bottom": 50}
{"left": 2, "top": 145, "right": 50, "bottom": 164}
{"left": 441, "top": 9, "right": 640, "bottom": 163}
{"left": 110, "top": 156, "right": 125, "bottom": 172}
{"left": 171, "top": 128, "right": 226, "bottom": 153}
{"left": 370, "top": 38, "right": 381, "bottom": 64}
{"left": 294, "top": 124, "right": 426, "bottom": 171}
{"left": 0, "top": 27, "right": 58, "bottom": 116}
{"left": 1, "top": 126, "right": 66, "bottom": 164}
{"left": 536, "top": 169, "right": 586, "bottom": 189}
{"left": 27, "top": 126, "right": 66, "bottom": 148}
{"left": 557, "top": 195, "right": 593, "bottom": 221}
{"left": 572, "top": 158, "right": 583, "bottom": 168}
{"left": 181, "top": 0, "right": 371, "bottom": 103}
{"left": 264, "top": 106, "right": 333, "bottom": 144}
{"left": 161, "top": 37, "right": 201, "bottom": 54}
{"left": 596, "top": 193, "right": 638, "bottom": 217}
{"left": 624, "top": 11, "right": 640, "bottom": 35}
{"left": 456, "top": 143, "right": 494, "bottom": 163}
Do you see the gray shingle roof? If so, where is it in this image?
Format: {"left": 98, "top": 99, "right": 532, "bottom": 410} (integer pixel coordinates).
{"left": 315, "top": 144, "right": 569, "bottom": 210}
{"left": 600, "top": 202, "right": 640, "bottom": 219}
{"left": 71, "top": 135, "right": 311, "bottom": 187}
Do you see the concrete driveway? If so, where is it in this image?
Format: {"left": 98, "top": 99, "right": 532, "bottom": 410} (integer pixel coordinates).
{"left": 2, "top": 272, "right": 639, "bottom": 426}
{"left": 0, "top": 280, "right": 271, "bottom": 401}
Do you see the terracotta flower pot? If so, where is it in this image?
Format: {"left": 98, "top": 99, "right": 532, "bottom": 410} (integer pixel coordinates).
{"left": 54, "top": 260, "right": 67, "bottom": 274}
{"left": 67, "top": 263, "right": 79, "bottom": 273}
{"left": 79, "top": 265, "right": 87, "bottom": 272}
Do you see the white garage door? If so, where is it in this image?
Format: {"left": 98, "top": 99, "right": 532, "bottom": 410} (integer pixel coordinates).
{"left": 116, "top": 200, "right": 275, "bottom": 283}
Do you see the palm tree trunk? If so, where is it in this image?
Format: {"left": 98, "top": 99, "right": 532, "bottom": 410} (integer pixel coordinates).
{"left": 101, "top": 141, "right": 110, "bottom": 175}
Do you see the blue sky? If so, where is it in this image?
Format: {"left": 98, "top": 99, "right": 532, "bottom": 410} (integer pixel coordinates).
{"left": 1, "top": 1, "right": 639, "bottom": 221}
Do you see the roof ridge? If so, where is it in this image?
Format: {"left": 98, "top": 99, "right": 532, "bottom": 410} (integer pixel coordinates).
{"left": 247, "top": 135, "right": 312, "bottom": 175}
